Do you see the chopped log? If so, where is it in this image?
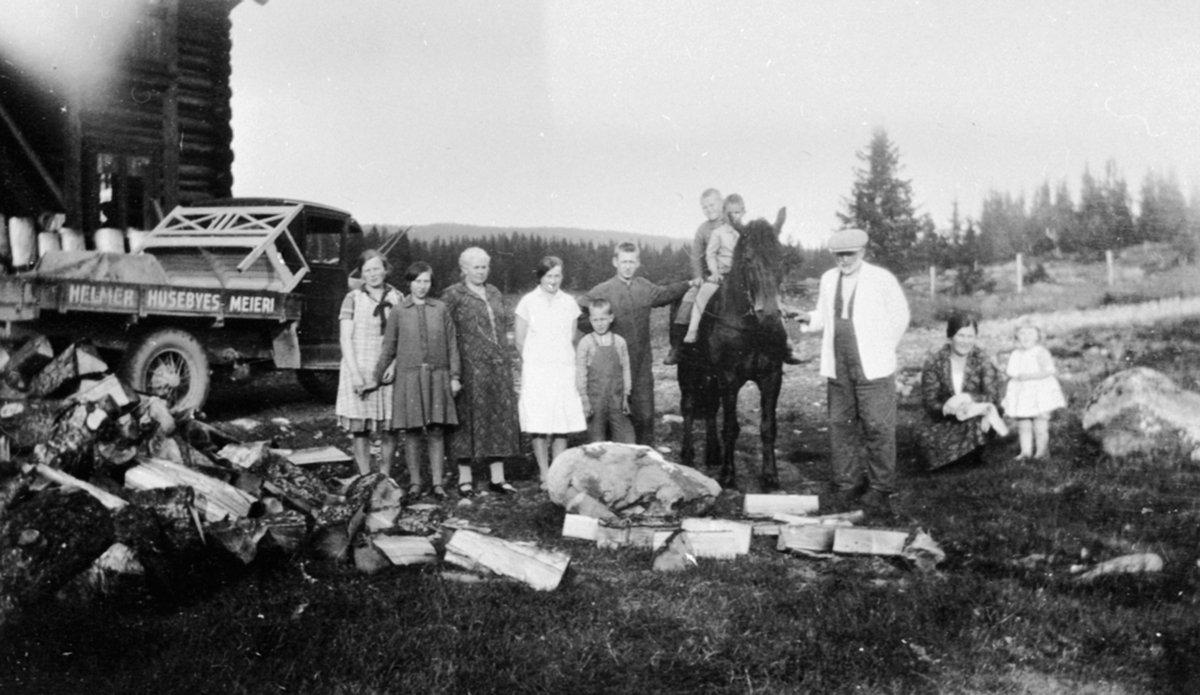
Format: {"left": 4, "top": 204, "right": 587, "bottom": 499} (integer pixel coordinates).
{"left": 832, "top": 528, "right": 910, "bottom": 556}
{"left": 1073, "top": 553, "right": 1163, "bottom": 582}
{"left": 208, "top": 518, "right": 268, "bottom": 564}
{"left": 366, "top": 508, "right": 401, "bottom": 532}
{"left": 282, "top": 446, "right": 353, "bottom": 466}
{"left": 217, "top": 441, "right": 269, "bottom": 469}
{"left": 444, "top": 529, "right": 570, "bottom": 591}
{"left": 353, "top": 540, "right": 390, "bottom": 574}
{"left": 777, "top": 525, "right": 837, "bottom": 553}
{"left": 71, "top": 373, "right": 138, "bottom": 408}
{"left": 680, "top": 518, "right": 752, "bottom": 559}
{"left": 259, "top": 510, "right": 308, "bottom": 553}
{"left": 344, "top": 472, "right": 404, "bottom": 512}
{"left": 36, "top": 464, "right": 128, "bottom": 510}
{"left": 372, "top": 535, "right": 437, "bottom": 566}
{"left": 595, "top": 523, "right": 628, "bottom": 549}
{"left": 125, "top": 456, "right": 256, "bottom": 522}
{"left": 0, "top": 400, "right": 63, "bottom": 451}
{"left": 33, "top": 401, "right": 120, "bottom": 477}
{"left": 118, "top": 487, "right": 205, "bottom": 555}
{"left": 310, "top": 504, "right": 365, "bottom": 563}
{"left": 133, "top": 397, "right": 175, "bottom": 435}
{"left": 3, "top": 334, "right": 53, "bottom": 390}
{"left": 29, "top": 342, "right": 109, "bottom": 398}
{"left": 652, "top": 530, "right": 697, "bottom": 573}
{"left": 0, "top": 489, "right": 114, "bottom": 631}
{"left": 743, "top": 494, "right": 820, "bottom": 517}
{"left": 257, "top": 455, "right": 330, "bottom": 513}
{"left": 562, "top": 513, "right": 599, "bottom": 541}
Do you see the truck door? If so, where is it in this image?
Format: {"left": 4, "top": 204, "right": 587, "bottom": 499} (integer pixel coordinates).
{"left": 295, "top": 212, "right": 354, "bottom": 367}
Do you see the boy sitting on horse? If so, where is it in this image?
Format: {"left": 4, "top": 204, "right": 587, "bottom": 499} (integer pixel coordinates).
{"left": 669, "top": 192, "right": 803, "bottom": 365}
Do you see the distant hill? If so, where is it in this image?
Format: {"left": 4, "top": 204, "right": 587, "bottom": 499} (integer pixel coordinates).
{"left": 366, "top": 222, "right": 685, "bottom": 251}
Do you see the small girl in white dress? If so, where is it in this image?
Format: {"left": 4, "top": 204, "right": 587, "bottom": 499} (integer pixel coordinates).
{"left": 1002, "top": 322, "right": 1066, "bottom": 460}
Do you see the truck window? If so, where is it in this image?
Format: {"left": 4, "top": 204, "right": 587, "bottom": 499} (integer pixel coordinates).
{"left": 304, "top": 214, "right": 343, "bottom": 266}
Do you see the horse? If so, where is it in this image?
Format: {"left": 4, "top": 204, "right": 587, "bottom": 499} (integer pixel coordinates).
{"left": 678, "top": 208, "right": 789, "bottom": 491}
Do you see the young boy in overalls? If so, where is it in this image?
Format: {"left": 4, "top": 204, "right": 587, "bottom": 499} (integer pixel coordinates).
{"left": 576, "top": 298, "right": 635, "bottom": 443}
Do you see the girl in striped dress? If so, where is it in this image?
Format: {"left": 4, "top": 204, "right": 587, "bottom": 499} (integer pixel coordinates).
{"left": 336, "top": 250, "right": 402, "bottom": 476}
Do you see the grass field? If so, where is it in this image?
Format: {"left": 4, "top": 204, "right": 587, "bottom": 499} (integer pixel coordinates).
{"left": 3, "top": 260, "right": 1200, "bottom": 694}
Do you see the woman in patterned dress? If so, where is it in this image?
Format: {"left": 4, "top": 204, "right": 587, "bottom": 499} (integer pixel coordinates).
{"left": 335, "top": 250, "right": 402, "bottom": 475}
{"left": 443, "top": 247, "right": 524, "bottom": 496}
{"left": 515, "top": 256, "right": 587, "bottom": 487}
{"left": 917, "top": 313, "right": 1006, "bottom": 470}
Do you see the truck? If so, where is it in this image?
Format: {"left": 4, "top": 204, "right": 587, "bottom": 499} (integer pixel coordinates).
{"left": 0, "top": 198, "right": 370, "bottom": 413}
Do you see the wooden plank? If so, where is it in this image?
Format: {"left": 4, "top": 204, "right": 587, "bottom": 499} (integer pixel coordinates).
{"left": 72, "top": 373, "right": 138, "bottom": 407}
{"left": 743, "top": 494, "right": 820, "bottom": 517}
{"left": 773, "top": 510, "right": 864, "bottom": 527}
{"left": 777, "top": 525, "right": 837, "bottom": 553}
{"left": 681, "top": 518, "right": 752, "bottom": 559}
{"left": 125, "top": 456, "right": 255, "bottom": 522}
{"left": 372, "top": 536, "right": 437, "bottom": 566}
{"left": 444, "top": 529, "right": 570, "bottom": 591}
{"left": 751, "top": 520, "right": 783, "bottom": 537}
{"left": 36, "top": 464, "right": 128, "bottom": 510}
{"left": 595, "top": 524, "right": 629, "bottom": 549}
{"left": 562, "top": 514, "right": 599, "bottom": 541}
{"left": 832, "top": 527, "right": 910, "bottom": 556}
{"left": 282, "top": 446, "right": 352, "bottom": 466}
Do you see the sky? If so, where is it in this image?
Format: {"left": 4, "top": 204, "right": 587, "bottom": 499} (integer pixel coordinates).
{"left": 6, "top": 1, "right": 1198, "bottom": 247}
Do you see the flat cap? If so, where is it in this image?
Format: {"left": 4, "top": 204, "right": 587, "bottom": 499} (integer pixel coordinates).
{"left": 827, "top": 228, "right": 868, "bottom": 252}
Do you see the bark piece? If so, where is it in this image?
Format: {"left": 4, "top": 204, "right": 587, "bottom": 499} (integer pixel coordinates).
{"left": 3, "top": 334, "right": 53, "bottom": 390}
{"left": 125, "top": 456, "right": 256, "bottom": 522}
{"left": 444, "top": 529, "right": 570, "bottom": 591}
{"left": 36, "top": 464, "right": 128, "bottom": 510}
{"left": 743, "top": 494, "right": 820, "bottom": 517}
{"left": 29, "top": 342, "right": 109, "bottom": 398}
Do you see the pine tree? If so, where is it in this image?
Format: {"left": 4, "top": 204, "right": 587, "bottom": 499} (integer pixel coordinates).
{"left": 838, "top": 128, "right": 923, "bottom": 275}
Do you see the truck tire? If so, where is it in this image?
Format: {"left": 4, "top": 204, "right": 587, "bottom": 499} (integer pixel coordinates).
{"left": 296, "top": 369, "right": 339, "bottom": 404}
{"left": 120, "top": 329, "right": 211, "bottom": 414}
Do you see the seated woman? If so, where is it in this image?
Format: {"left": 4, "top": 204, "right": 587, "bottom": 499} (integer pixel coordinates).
{"left": 917, "top": 313, "right": 1008, "bottom": 470}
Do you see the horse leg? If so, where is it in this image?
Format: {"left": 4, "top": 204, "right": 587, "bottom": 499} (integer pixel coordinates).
{"left": 680, "top": 409, "right": 696, "bottom": 468}
{"left": 704, "top": 410, "right": 721, "bottom": 471}
{"left": 758, "top": 369, "right": 783, "bottom": 491}
{"left": 719, "top": 380, "right": 742, "bottom": 490}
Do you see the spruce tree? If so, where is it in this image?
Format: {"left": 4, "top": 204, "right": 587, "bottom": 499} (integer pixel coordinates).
{"left": 838, "top": 128, "right": 922, "bottom": 275}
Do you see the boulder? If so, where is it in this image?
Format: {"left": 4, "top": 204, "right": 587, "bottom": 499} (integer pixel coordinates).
{"left": 1081, "top": 367, "right": 1200, "bottom": 460}
{"left": 546, "top": 442, "right": 721, "bottom": 519}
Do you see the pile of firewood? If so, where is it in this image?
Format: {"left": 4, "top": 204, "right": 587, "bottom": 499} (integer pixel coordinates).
{"left": 0, "top": 340, "right": 456, "bottom": 632}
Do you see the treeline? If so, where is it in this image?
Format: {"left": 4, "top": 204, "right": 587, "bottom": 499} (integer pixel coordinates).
{"left": 844, "top": 129, "right": 1200, "bottom": 278}
{"left": 362, "top": 227, "right": 819, "bottom": 296}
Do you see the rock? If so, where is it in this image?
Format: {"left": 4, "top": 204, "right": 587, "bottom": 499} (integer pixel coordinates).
{"left": 1081, "top": 368, "right": 1200, "bottom": 460}
{"left": 546, "top": 442, "right": 721, "bottom": 519}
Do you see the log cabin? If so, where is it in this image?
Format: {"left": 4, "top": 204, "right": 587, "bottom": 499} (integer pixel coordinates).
{"left": 0, "top": 0, "right": 260, "bottom": 245}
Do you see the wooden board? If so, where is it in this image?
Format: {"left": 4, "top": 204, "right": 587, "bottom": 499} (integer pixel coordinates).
{"left": 832, "top": 527, "right": 910, "bottom": 556}
{"left": 777, "top": 524, "right": 837, "bottom": 553}
{"left": 773, "top": 510, "right": 864, "bottom": 527}
{"left": 444, "top": 529, "right": 570, "bottom": 591}
{"left": 562, "top": 514, "right": 599, "bottom": 541}
{"left": 125, "top": 456, "right": 256, "bottom": 522}
{"left": 681, "top": 518, "right": 752, "bottom": 559}
{"left": 283, "top": 446, "right": 353, "bottom": 466}
{"left": 72, "top": 373, "right": 137, "bottom": 407}
{"left": 36, "top": 464, "right": 128, "bottom": 510}
{"left": 743, "top": 494, "right": 820, "bottom": 517}
{"left": 372, "top": 535, "right": 437, "bottom": 566}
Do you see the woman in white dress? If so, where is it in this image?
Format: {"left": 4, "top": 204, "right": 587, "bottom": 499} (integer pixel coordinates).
{"left": 515, "top": 256, "right": 587, "bottom": 487}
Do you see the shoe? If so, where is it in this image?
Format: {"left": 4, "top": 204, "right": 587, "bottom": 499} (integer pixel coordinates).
{"left": 489, "top": 481, "right": 518, "bottom": 495}
{"left": 431, "top": 485, "right": 447, "bottom": 501}
{"left": 664, "top": 347, "right": 680, "bottom": 365}
{"left": 457, "top": 481, "right": 476, "bottom": 498}
{"left": 407, "top": 483, "right": 424, "bottom": 500}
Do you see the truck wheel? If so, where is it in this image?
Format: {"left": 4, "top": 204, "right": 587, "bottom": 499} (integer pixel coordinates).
{"left": 120, "top": 329, "right": 210, "bottom": 414}
{"left": 296, "top": 369, "right": 339, "bottom": 404}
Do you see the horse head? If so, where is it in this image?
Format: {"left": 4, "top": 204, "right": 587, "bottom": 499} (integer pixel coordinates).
{"left": 729, "top": 207, "right": 786, "bottom": 321}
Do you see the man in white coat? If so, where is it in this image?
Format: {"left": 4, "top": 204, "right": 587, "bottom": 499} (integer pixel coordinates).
{"left": 801, "top": 228, "right": 910, "bottom": 515}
